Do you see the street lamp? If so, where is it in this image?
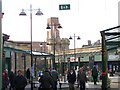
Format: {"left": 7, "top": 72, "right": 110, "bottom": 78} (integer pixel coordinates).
{"left": 69, "top": 34, "right": 80, "bottom": 62}
{"left": 40, "top": 42, "right": 46, "bottom": 53}
{"left": 19, "top": 4, "right": 43, "bottom": 90}
{"left": 46, "top": 23, "right": 62, "bottom": 69}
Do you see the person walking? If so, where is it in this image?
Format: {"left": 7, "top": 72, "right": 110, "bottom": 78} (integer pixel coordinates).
{"left": 38, "top": 70, "right": 43, "bottom": 81}
{"left": 67, "top": 68, "right": 76, "bottom": 90}
{"left": 2, "top": 69, "right": 9, "bottom": 90}
{"left": 92, "top": 65, "right": 98, "bottom": 85}
{"left": 13, "top": 70, "right": 27, "bottom": 90}
{"left": 77, "top": 67, "right": 87, "bottom": 90}
{"left": 38, "top": 69, "right": 55, "bottom": 90}
{"left": 26, "top": 68, "right": 30, "bottom": 83}
{"left": 51, "top": 67, "right": 59, "bottom": 90}
{"left": 9, "top": 71, "right": 16, "bottom": 90}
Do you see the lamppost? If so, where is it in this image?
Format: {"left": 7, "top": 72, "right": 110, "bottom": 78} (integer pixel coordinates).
{"left": 0, "top": 0, "right": 3, "bottom": 88}
{"left": 46, "top": 23, "right": 62, "bottom": 69}
{"left": 40, "top": 42, "right": 47, "bottom": 69}
{"left": 60, "top": 41, "right": 68, "bottom": 76}
{"left": 40, "top": 42, "right": 46, "bottom": 53}
{"left": 89, "top": 53, "right": 95, "bottom": 69}
{"left": 19, "top": 4, "right": 43, "bottom": 90}
{"left": 69, "top": 34, "right": 80, "bottom": 64}
{"left": 2, "top": 34, "right": 9, "bottom": 71}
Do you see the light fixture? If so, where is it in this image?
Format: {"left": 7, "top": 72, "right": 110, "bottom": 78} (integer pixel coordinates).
{"left": 35, "top": 9, "right": 43, "bottom": 15}
{"left": 19, "top": 9, "right": 27, "bottom": 16}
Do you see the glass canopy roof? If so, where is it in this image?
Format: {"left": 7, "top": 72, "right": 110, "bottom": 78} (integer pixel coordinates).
{"left": 101, "top": 25, "right": 120, "bottom": 51}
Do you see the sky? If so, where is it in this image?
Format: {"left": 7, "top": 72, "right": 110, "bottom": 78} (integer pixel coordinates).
{"left": 2, "top": 0, "right": 119, "bottom": 49}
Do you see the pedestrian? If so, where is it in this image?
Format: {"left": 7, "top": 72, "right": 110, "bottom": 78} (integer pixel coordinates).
{"left": 26, "top": 68, "right": 30, "bottom": 83}
{"left": 2, "top": 69, "right": 9, "bottom": 90}
{"left": 67, "top": 68, "right": 76, "bottom": 90}
{"left": 76, "top": 69, "right": 80, "bottom": 88}
{"left": 9, "top": 71, "right": 16, "bottom": 90}
{"left": 92, "top": 65, "right": 98, "bottom": 85}
{"left": 77, "top": 67, "right": 87, "bottom": 90}
{"left": 13, "top": 70, "right": 27, "bottom": 90}
{"left": 38, "top": 70, "right": 43, "bottom": 81}
{"left": 51, "top": 67, "right": 59, "bottom": 90}
{"left": 38, "top": 69, "right": 55, "bottom": 90}
{"left": 109, "top": 68, "right": 113, "bottom": 76}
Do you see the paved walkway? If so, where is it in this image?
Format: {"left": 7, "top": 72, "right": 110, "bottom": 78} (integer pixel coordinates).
{"left": 25, "top": 81, "right": 102, "bottom": 90}
{"left": 9, "top": 76, "right": 120, "bottom": 90}
{"left": 25, "top": 80, "right": 119, "bottom": 90}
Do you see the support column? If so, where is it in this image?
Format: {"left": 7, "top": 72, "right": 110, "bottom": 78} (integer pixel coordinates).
{"left": 0, "top": 0, "right": 2, "bottom": 89}
{"left": 101, "top": 31, "right": 108, "bottom": 89}
{"left": 24, "top": 55, "right": 26, "bottom": 76}
{"left": 34, "top": 57, "right": 37, "bottom": 77}
{"left": 2, "top": 51, "right": 5, "bottom": 71}
{"left": 44, "top": 57, "right": 47, "bottom": 69}
{"left": 78, "top": 57, "right": 80, "bottom": 68}
{"left": 67, "top": 57, "right": 70, "bottom": 70}
{"left": 15, "top": 52, "right": 17, "bottom": 75}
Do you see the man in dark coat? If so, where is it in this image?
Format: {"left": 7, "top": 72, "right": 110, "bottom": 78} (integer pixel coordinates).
{"left": 26, "top": 68, "right": 30, "bottom": 83}
{"left": 67, "top": 68, "right": 76, "bottom": 90}
{"left": 92, "top": 65, "right": 98, "bottom": 85}
{"left": 77, "top": 67, "right": 87, "bottom": 90}
{"left": 9, "top": 71, "right": 16, "bottom": 90}
{"left": 51, "top": 68, "right": 59, "bottom": 90}
{"left": 38, "top": 69, "right": 55, "bottom": 90}
{"left": 13, "top": 70, "right": 27, "bottom": 90}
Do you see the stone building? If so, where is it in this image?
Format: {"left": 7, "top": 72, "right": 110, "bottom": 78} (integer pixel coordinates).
{"left": 46, "top": 17, "right": 70, "bottom": 54}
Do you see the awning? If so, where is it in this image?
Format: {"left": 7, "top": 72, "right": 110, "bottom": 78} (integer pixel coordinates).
{"left": 4, "top": 46, "right": 54, "bottom": 57}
